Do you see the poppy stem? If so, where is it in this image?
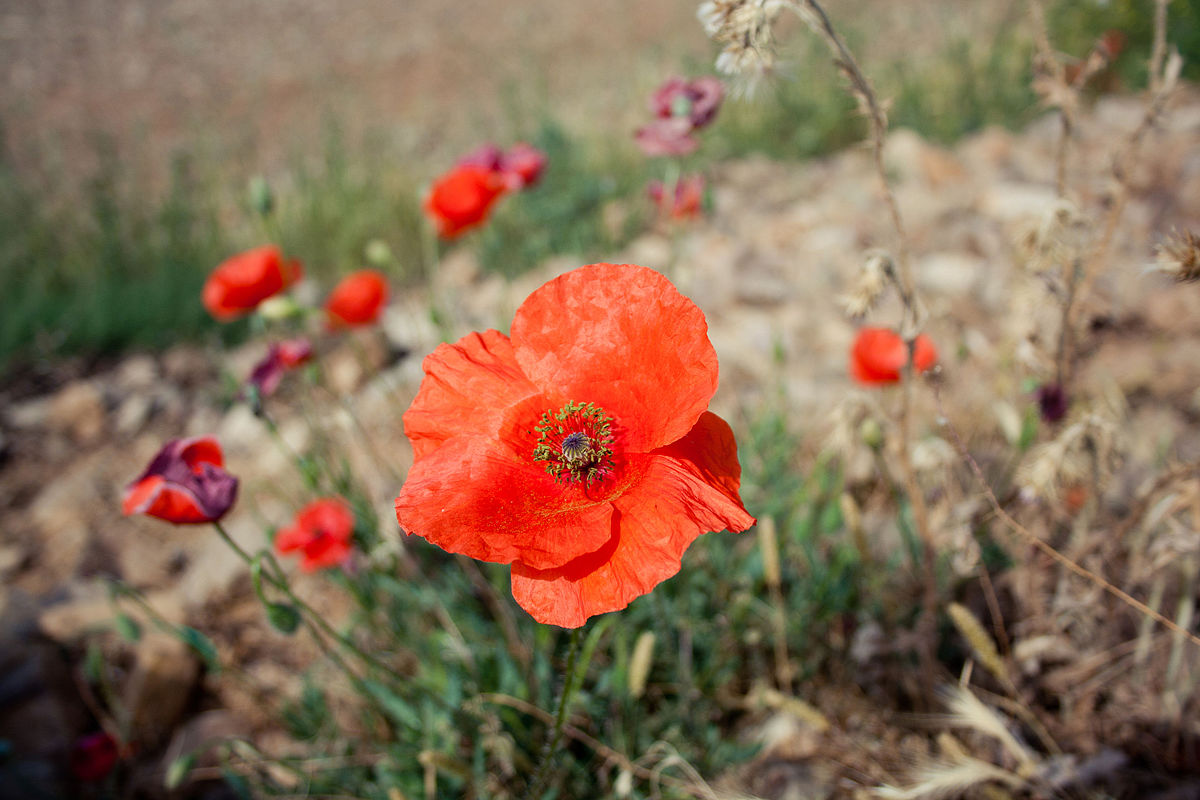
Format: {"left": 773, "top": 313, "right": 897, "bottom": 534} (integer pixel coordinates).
{"left": 210, "top": 522, "right": 404, "bottom": 683}
{"left": 524, "top": 626, "right": 585, "bottom": 800}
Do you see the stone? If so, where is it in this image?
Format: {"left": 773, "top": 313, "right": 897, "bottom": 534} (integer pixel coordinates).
{"left": 5, "top": 397, "right": 50, "bottom": 430}
{"left": 112, "top": 355, "right": 159, "bottom": 393}
{"left": 121, "top": 634, "right": 201, "bottom": 745}
{"left": 161, "top": 345, "right": 214, "bottom": 388}
{"left": 113, "top": 393, "right": 154, "bottom": 436}
{"left": 46, "top": 380, "right": 107, "bottom": 444}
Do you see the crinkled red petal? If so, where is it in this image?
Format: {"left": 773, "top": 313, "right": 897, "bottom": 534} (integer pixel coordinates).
{"left": 510, "top": 412, "right": 754, "bottom": 628}
{"left": 395, "top": 435, "right": 617, "bottom": 570}
{"left": 510, "top": 264, "right": 718, "bottom": 454}
{"left": 403, "top": 330, "right": 540, "bottom": 461}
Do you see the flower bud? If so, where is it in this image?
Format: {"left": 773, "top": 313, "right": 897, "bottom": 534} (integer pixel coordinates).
{"left": 247, "top": 176, "right": 274, "bottom": 217}
{"left": 859, "top": 417, "right": 884, "bottom": 450}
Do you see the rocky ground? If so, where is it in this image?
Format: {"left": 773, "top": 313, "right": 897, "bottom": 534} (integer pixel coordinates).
{"left": 2, "top": 87, "right": 1200, "bottom": 796}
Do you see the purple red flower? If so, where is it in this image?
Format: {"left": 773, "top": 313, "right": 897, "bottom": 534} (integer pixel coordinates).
{"left": 247, "top": 338, "right": 313, "bottom": 398}
{"left": 122, "top": 436, "right": 239, "bottom": 524}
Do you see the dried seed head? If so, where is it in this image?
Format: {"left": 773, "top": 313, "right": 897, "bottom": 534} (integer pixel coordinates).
{"left": 839, "top": 250, "right": 891, "bottom": 318}
{"left": 698, "top": 0, "right": 783, "bottom": 95}
{"left": 1153, "top": 229, "right": 1200, "bottom": 283}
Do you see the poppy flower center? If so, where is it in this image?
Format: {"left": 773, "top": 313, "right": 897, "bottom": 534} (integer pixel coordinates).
{"left": 532, "top": 401, "right": 615, "bottom": 486}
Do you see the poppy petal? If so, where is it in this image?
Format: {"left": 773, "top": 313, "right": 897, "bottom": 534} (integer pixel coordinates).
{"left": 134, "top": 481, "right": 212, "bottom": 524}
{"left": 510, "top": 264, "right": 718, "bottom": 454}
{"left": 179, "top": 436, "right": 225, "bottom": 471}
{"left": 510, "top": 412, "right": 754, "bottom": 627}
{"left": 395, "top": 436, "right": 615, "bottom": 570}
{"left": 404, "top": 330, "right": 541, "bottom": 460}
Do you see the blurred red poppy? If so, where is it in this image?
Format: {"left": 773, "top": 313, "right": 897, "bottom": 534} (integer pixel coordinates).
{"left": 325, "top": 270, "right": 389, "bottom": 328}
{"left": 275, "top": 498, "right": 355, "bottom": 572}
{"left": 648, "top": 174, "right": 705, "bottom": 220}
{"left": 202, "top": 245, "right": 302, "bottom": 321}
{"left": 69, "top": 731, "right": 120, "bottom": 782}
{"left": 395, "top": 263, "right": 755, "bottom": 628}
{"left": 122, "top": 437, "right": 238, "bottom": 524}
{"left": 247, "top": 337, "right": 313, "bottom": 398}
{"left": 850, "top": 327, "right": 938, "bottom": 385}
{"left": 424, "top": 164, "right": 507, "bottom": 239}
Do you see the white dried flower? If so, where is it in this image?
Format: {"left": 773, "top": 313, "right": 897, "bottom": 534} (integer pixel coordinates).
{"left": 839, "top": 250, "right": 891, "bottom": 318}
{"left": 1152, "top": 229, "right": 1200, "bottom": 283}
{"left": 698, "top": 0, "right": 783, "bottom": 95}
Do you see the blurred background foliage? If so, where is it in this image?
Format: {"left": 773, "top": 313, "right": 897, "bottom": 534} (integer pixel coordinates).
{"left": 0, "top": 0, "right": 1195, "bottom": 374}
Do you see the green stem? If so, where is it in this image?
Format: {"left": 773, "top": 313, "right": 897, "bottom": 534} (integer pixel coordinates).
{"left": 211, "top": 521, "right": 401, "bottom": 682}
{"left": 524, "top": 627, "right": 585, "bottom": 800}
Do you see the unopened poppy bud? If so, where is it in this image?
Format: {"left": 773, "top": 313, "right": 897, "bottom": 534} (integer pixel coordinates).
{"left": 859, "top": 418, "right": 884, "bottom": 450}
{"left": 248, "top": 176, "right": 274, "bottom": 217}
{"left": 364, "top": 238, "right": 395, "bottom": 268}
{"left": 257, "top": 295, "right": 302, "bottom": 322}
{"left": 628, "top": 631, "right": 656, "bottom": 699}
{"left": 265, "top": 603, "right": 301, "bottom": 635}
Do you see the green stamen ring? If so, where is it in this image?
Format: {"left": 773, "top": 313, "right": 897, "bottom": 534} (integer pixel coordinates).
{"left": 532, "top": 401, "right": 615, "bottom": 486}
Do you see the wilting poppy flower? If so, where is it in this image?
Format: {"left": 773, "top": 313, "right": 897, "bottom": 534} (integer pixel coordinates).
{"left": 325, "top": 269, "right": 390, "bottom": 328}
{"left": 850, "top": 327, "right": 938, "bottom": 385}
{"left": 122, "top": 436, "right": 238, "bottom": 524}
{"left": 650, "top": 76, "right": 724, "bottom": 129}
{"left": 247, "top": 337, "right": 313, "bottom": 398}
{"left": 275, "top": 498, "right": 355, "bottom": 572}
{"left": 202, "top": 245, "right": 302, "bottom": 321}
{"left": 70, "top": 731, "right": 120, "bottom": 781}
{"left": 424, "top": 164, "right": 507, "bottom": 239}
{"left": 634, "top": 117, "right": 699, "bottom": 157}
{"left": 458, "top": 142, "right": 548, "bottom": 190}
{"left": 395, "top": 263, "right": 755, "bottom": 628}
{"left": 648, "top": 174, "right": 705, "bottom": 220}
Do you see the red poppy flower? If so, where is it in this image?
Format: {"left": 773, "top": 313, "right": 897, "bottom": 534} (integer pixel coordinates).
{"left": 395, "top": 263, "right": 755, "bottom": 628}
{"left": 202, "top": 245, "right": 303, "bottom": 321}
{"left": 70, "top": 731, "right": 120, "bottom": 781}
{"left": 122, "top": 436, "right": 238, "bottom": 524}
{"left": 648, "top": 174, "right": 705, "bottom": 220}
{"left": 275, "top": 498, "right": 355, "bottom": 572}
{"left": 650, "top": 76, "right": 724, "bottom": 129}
{"left": 850, "top": 327, "right": 938, "bottom": 385}
{"left": 424, "top": 164, "right": 508, "bottom": 239}
{"left": 325, "top": 270, "right": 390, "bottom": 328}
{"left": 247, "top": 337, "right": 313, "bottom": 398}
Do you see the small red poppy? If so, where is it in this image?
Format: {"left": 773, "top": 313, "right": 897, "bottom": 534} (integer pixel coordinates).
{"left": 850, "top": 327, "right": 938, "bottom": 385}
{"left": 395, "top": 263, "right": 755, "bottom": 628}
{"left": 69, "top": 731, "right": 120, "bottom": 782}
{"left": 247, "top": 337, "right": 313, "bottom": 398}
{"left": 202, "top": 245, "right": 302, "bottom": 321}
{"left": 122, "top": 436, "right": 239, "bottom": 524}
{"left": 325, "top": 270, "right": 390, "bottom": 328}
{"left": 424, "top": 164, "right": 508, "bottom": 239}
{"left": 275, "top": 498, "right": 355, "bottom": 572}
{"left": 648, "top": 174, "right": 705, "bottom": 220}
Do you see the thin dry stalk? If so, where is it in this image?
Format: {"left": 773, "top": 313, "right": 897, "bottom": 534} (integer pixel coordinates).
{"left": 476, "top": 693, "right": 719, "bottom": 799}
{"left": 933, "top": 387, "right": 1200, "bottom": 650}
